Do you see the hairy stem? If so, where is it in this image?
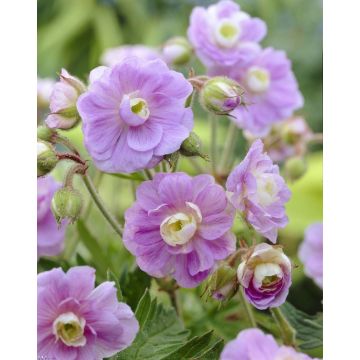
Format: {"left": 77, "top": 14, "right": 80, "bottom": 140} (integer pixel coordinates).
{"left": 210, "top": 115, "right": 218, "bottom": 175}
{"left": 82, "top": 173, "right": 123, "bottom": 237}
{"left": 271, "top": 307, "right": 297, "bottom": 346}
{"left": 55, "top": 134, "right": 80, "bottom": 156}
{"left": 219, "top": 121, "right": 237, "bottom": 174}
{"left": 239, "top": 288, "right": 257, "bottom": 328}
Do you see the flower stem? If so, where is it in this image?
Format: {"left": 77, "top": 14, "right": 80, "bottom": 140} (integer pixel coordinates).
{"left": 270, "top": 307, "right": 297, "bottom": 346}
{"left": 239, "top": 288, "right": 257, "bottom": 328}
{"left": 55, "top": 134, "right": 80, "bottom": 156}
{"left": 219, "top": 121, "right": 237, "bottom": 174}
{"left": 210, "top": 115, "right": 217, "bottom": 175}
{"left": 82, "top": 173, "right": 123, "bottom": 237}
{"left": 143, "top": 169, "right": 153, "bottom": 180}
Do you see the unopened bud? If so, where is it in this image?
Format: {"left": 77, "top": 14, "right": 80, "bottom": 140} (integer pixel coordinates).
{"left": 180, "top": 132, "right": 209, "bottom": 160}
{"left": 51, "top": 187, "right": 83, "bottom": 224}
{"left": 203, "top": 263, "right": 238, "bottom": 302}
{"left": 45, "top": 69, "right": 86, "bottom": 130}
{"left": 163, "top": 37, "right": 192, "bottom": 66}
{"left": 37, "top": 125, "right": 57, "bottom": 142}
{"left": 37, "top": 141, "right": 58, "bottom": 177}
{"left": 284, "top": 156, "right": 307, "bottom": 181}
{"left": 200, "top": 76, "right": 244, "bottom": 115}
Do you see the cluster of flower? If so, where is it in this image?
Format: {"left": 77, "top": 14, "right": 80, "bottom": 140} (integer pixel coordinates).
{"left": 37, "top": 1, "right": 322, "bottom": 359}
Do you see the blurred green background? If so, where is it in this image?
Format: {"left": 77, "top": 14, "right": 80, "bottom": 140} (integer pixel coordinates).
{"left": 38, "top": 0, "right": 322, "bottom": 356}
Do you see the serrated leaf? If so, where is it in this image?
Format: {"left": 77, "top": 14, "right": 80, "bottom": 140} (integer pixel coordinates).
{"left": 194, "top": 338, "right": 224, "bottom": 360}
{"left": 121, "top": 266, "right": 151, "bottom": 311}
{"left": 280, "top": 302, "right": 322, "bottom": 350}
{"left": 116, "top": 290, "right": 190, "bottom": 360}
{"left": 106, "top": 269, "right": 123, "bottom": 302}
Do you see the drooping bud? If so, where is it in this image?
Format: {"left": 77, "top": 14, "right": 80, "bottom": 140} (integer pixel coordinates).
{"left": 200, "top": 76, "right": 244, "bottom": 115}
{"left": 180, "top": 132, "right": 209, "bottom": 160}
{"left": 284, "top": 156, "right": 307, "bottom": 181}
{"left": 51, "top": 187, "right": 83, "bottom": 224}
{"left": 162, "top": 36, "right": 192, "bottom": 66}
{"left": 45, "top": 69, "right": 86, "bottom": 130}
{"left": 37, "top": 125, "right": 57, "bottom": 142}
{"left": 203, "top": 263, "right": 238, "bottom": 302}
{"left": 37, "top": 141, "right": 58, "bottom": 177}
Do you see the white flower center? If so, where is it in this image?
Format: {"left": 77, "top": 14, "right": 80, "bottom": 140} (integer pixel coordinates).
{"left": 214, "top": 20, "right": 241, "bottom": 48}
{"left": 160, "top": 202, "right": 202, "bottom": 246}
{"left": 53, "top": 312, "right": 86, "bottom": 347}
{"left": 130, "top": 97, "right": 150, "bottom": 120}
{"left": 255, "top": 174, "right": 279, "bottom": 207}
{"left": 254, "top": 263, "right": 282, "bottom": 287}
{"left": 246, "top": 66, "right": 270, "bottom": 93}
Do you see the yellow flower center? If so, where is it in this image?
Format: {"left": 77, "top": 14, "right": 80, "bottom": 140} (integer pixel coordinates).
{"left": 130, "top": 97, "right": 150, "bottom": 120}
{"left": 214, "top": 20, "right": 241, "bottom": 48}
{"left": 53, "top": 312, "right": 86, "bottom": 347}
{"left": 246, "top": 66, "right": 270, "bottom": 93}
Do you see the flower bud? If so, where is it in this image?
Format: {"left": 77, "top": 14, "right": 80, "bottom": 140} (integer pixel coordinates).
{"left": 162, "top": 36, "right": 192, "bottom": 66}
{"left": 37, "top": 125, "right": 57, "bottom": 142}
{"left": 200, "top": 76, "right": 244, "bottom": 115}
{"left": 237, "top": 243, "right": 292, "bottom": 310}
{"left": 51, "top": 187, "right": 83, "bottom": 224}
{"left": 45, "top": 69, "right": 86, "bottom": 130}
{"left": 37, "top": 141, "right": 58, "bottom": 177}
{"left": 180, "top": 132, "right": 209, "bottom": 160}
{"left": 284, "top": 156, "right": 307, "bottom": 181}
{"left": 204, "top": 263, "right": 238, "bottom": 302}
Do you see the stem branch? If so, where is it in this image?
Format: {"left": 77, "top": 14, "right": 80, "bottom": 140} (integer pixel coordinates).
{"left": 239, "top": 288, "right": 257, "bottom": 328}
{"left": 270, "top": 307, "right": 297, "bottom": 346}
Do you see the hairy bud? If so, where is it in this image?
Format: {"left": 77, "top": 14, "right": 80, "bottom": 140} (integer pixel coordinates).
{"left": 37, "top": 125, "right": 57, "bottom": 142}
{"left": 51, "top": 187, "right": 83, "bottom": 224}
{"left": 37, "top": 141, "right": 58, "bottom": 177}
{"left": 180, "top": 132, "right": 209, "bottom": 160}
{"left": 162, "top": 36, "right": 192, "bottom": 66}
{"left": 200, "top": 76, "right": 244, "bottom": 115}
{"left": 284, "top": 156, "right": 307, "bottom": 181}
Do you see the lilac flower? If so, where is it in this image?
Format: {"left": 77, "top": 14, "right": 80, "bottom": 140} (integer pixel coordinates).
{"left": 226, "top": 139, "right": 291, "bottom": 242}
{"left": 38, "top": 176, "right": 66, "bottom": 257}
{"left": 188, "top": 0, "right": 266, "bottom": 68}
{"left": 38, "top": 266, "right": 139, "bottom": 360}
{"left": 101, "top": 45, "right": 161, "bottom": 67}
{"left": 213, "top": 48, "right": 303, "bottom": 136}
{"left": 237, "top": 243, "right": 292, "bottom": 309}
{"left": 38, "top": 77, "right": 55, "bottom": 108}
{"left": 221, "top": 328, "right": 317, "bottom": 360}
{"left": 245, "top": 116, "right": 313, "bottom": 163}
{"left": 77, "top": 57, "right": 193, "bottom": 173}
{"left": 299, "top": 222, "right": 323, "bottom": 288}
{"left": 123, "top": 172, "right": 236, "bottom": 288}
{"left": 46, "top": 69, "right": 86, "bottom": 130}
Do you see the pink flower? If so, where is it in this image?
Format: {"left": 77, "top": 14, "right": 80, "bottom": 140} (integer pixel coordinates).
{"left": 38, "top": 266, "right": 139, "bottom": 359}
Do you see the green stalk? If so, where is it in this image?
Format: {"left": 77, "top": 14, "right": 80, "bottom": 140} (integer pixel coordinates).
{"left": 271, "top": 307, "right": 297, "bottom": 346}
{"left": 239, "top": 288, "right": 257, "bottom": 328}
{"left": 210, "top": 115, "right": 218, "bottom": 175}
{"left": 219, "top": 121, "right": 237, "bottom": 174}
{"left": 82, "top": 173, "right": 123, "bottom": 237}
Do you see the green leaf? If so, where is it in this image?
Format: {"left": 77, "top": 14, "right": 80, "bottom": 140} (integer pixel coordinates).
{"left": 280, "top": 302, "right": 323, "bottom": 350}
{"left": 76, "top": 220, "right": 110, "bottom": 277}
{"left": 107, "top": 269, "right": 124, "bottom": 302}
{"left": 37, "top": 258, "right": 70, "bottom": 273}
{"left": 120, "top": 266, "right": 151, "bottom": 311}
{"left": 194, "top": 338, "right": 224, "bottom": 360}
{"left": 116, "top": 290, "right": 189, "bottom": 360}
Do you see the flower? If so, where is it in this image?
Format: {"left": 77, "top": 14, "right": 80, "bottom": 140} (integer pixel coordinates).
{"left": 226, "top": 139, "right": 291, "bottom": 242}
{"left": 187, "top": 0, "right": 266, "bottom": 68}
{"left": 237, "top": 243, "right": 292, "bottom": 310}
{"left": 213, "top": 48, "right": 303, "bottom": 136}
{"left": 244, "top": 116, "right": 313, "bottom": 163}
{"left": 123, "top": 172, "right": 236, "bottom": 288}
{"left": 45, "top": 69, "right": 86, "bottom": 130}
{"left": 199, "top": 76, "right": 245, "bottom": 115}
{"left": 77, "top": 57, "right": 193, "bottom": 173}
{"left": 298, "top": 222, "right": 323, "bottom": 288}
{"left": 38, "top": 266, "right": 139, "bottom": 359}
{"left": 101, "top": 45, "right": 161, "bottom": 67}
{"left": 220, "top": 328, "right": 317, "bottom": 360}
{"left": 38, "top": 176, "right": 66, "bottom": 257}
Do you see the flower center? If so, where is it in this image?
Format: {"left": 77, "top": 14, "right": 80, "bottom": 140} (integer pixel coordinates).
{"left": 254, "top": 263, "right": 282, "bottom": 287}
{"left": 130, "top": 97, "right": 150, "bottom": 120}
{"left": 255, "top": 174, "right": 279, "bottom": 207}
{"left": 214, "top": 20, "right": 241, "bottom": 48}
{"left": 246, "top": 66, "right": 270, "bottom": 93}
{"left": 53, "top": 312, "right": 86, "bottom": 347}
{"left": 160, "top": 202, "right": 202, "bottom": 246}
